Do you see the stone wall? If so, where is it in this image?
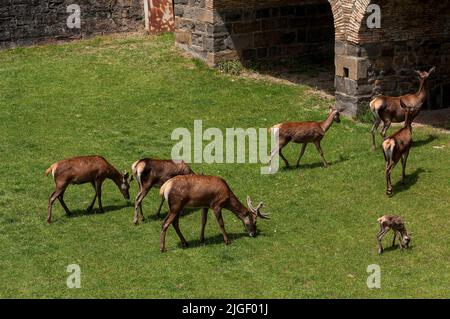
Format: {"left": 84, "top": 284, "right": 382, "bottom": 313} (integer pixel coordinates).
{"left": 174, "top": 0, "right": 334, "bottom": 65}
{"left": 335, "top": 0, "right": 450, "bottom": 113}
{"left": 0, "top": 0, "right": 145, "bottom": 48}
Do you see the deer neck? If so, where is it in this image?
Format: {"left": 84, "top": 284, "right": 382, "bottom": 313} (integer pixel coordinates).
{"left": 107, "top": 166, "right": 123, "bottom": 187}
{"left": 227, "top": 192, "right": 250, "bottom": 221}
{"left": 416, "top": 78, "right": 428, "bottom": 104}
{"left": 320, "top": 111, "right": 336, "bottom": 132}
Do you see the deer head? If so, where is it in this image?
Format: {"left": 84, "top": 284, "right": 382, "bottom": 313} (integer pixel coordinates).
{"left": 415, "top": 66, "right": 435, "bottom": 80}
{"left": 244, "top": 196, "right": 270, "bottom": 237}
{"left": 401, "top": 232, "right": 412, "bottom": 249}
{"left": 119, "top": 172, "right": 132, "bottom": 200}
{"left": 329, "top": 106, "right": 343, "bottom": 123}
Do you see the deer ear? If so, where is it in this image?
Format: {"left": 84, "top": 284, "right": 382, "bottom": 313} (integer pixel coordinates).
{"left": 429, "top": 66, "right": 436, "bottom": 74}
{"left": 129, "top": 175, "right": 134, "bottom": 182}
{"left": 124, "top": 172, "right": 129, "bottom": 179}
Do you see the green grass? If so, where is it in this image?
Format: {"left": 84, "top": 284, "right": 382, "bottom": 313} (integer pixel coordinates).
{"left": 0, "top": 33, "right": 449, "bottom": 298}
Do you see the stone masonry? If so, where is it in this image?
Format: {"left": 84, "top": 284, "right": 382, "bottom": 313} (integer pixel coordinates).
{"left": 0, "top": 0, "right": 144, "bottom": 48}
{"left": 175, "top": 0, "right": 450, "bottom": 116}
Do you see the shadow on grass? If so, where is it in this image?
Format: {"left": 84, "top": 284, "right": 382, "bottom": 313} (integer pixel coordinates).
{"left": 143, "top": 207, "right": 200, "bottom": 222}
{"left": 68, "top": 202, "right": 133, "bottom": 218}
{"left": 392, "top": 168, "right": 426, "bottom": 196}
{"left": 178, "top": 231, "right": 260, "bottom": 249}
{"left": 413, "top": 135, "right": 437, "bottom": 148}
{"left": 381, "top": 244, "right": 414, "bottom": 255}
{"left": 280, "top": 155, "right": 349, "bottom": 171}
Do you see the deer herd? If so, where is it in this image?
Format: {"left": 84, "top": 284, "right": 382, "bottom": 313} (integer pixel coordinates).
{"left": 45, "top": 67, "right": 436, "bottom": 254}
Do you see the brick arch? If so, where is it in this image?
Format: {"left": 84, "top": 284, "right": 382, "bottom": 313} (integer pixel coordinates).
{"left": 329, "top": 0, "right": 348, "bottom": 42}
{"left": 346, "top": 0, "right": 372, "bottom": 43}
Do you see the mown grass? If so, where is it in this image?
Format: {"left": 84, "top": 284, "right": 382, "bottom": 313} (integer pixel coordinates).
{"left": 0, "top": 33, "right": 449, "bottom": 298}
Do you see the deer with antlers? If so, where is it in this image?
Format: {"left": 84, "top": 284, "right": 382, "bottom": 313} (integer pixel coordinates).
{"left": 131, "top": 158, "right": 194, "bottom": 225}
{"left": 370, "top": 67, "right": 435, "bottom": 151}
{"left": 158, "top": 175, "right": 270, "bottom": 252}
{"left": 45, "top": 156, "right": 131, "bottom": 223}
{"left": 381, "top": 100, "right": 416, "bottom": 196}
{"left": 268, "top": 107, "right": 341, "bottom": 171}
{"left": 377, "top": 215, "right": 411, "bottom": 255}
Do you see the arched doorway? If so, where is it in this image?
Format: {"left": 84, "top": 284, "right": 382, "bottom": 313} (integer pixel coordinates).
{"left": 355, "top": 0, "right": 450, "bottom": 110}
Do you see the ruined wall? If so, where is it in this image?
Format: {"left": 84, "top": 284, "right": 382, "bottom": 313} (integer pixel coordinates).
{"left": 0, "top": 0, "right": 144, "bottom": 48}
{"left": 335, "top": 0, "right": 450, "bottom": 113}
{"left": 174, "top": 0, "right": 334, "bottom": 65}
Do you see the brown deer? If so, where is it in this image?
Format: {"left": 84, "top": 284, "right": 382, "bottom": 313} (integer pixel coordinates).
{"left": 370, "top": 67, "right": 435, "bottom": 151}
{"left": 158, "top": 175, "right": 269, "bottom": 252}
{"left": 377, "top": 215, "right": 411, "bottom": 255}
{"left": 131, "top": 159, "right": 194, "bottom": 225}
{"left": 268, "top": 108, "right": 341, "bottom": 170}
{"left": 381, "top": 100, "right": 414, "bottom": 196}
{"left": 45, "top": 155, "right": 131, "bottom": 223}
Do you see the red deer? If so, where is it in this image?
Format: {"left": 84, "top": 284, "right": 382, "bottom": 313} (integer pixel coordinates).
{"left": 131, "top": 159, "right": 194, "bottom": 225}
{"left": 377, "top": 215, "right": 411, "bottom": 255}
{"left": 268, "top": 108, "right": 341, "bottom": 170}
{"left": 381, "top": 100, "right": 414, "bottom": 196}
{"left": 158, "top": 175, "right": 269, "bottom": 252}
{"left": 45, "top": 156, "right": 131, "bottom": 223}
{"left": 370, "top": 67, "right": 435, "bottom": 151}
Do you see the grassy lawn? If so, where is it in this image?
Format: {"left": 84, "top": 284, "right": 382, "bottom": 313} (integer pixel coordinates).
{"left": 0, "top": 33, "right": 449, "bottom": 298}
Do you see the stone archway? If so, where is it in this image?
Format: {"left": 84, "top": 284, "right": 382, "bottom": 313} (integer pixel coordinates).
{"left": 173, "top": 0, "right": 450, "bottom": 115}
{"left": 336, "top": 0, "right": 450, "bottom": 113}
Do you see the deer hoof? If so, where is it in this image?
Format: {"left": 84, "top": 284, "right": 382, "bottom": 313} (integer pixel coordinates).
{"left": 386, "top": 189, "right": 393, "bottom": 196}
{"left": 160, "top": 248, "right": 167, "bottom": 253}
{"left": 378, "top": 248, "right": 383, "bottom": 255}
{"left": 182, "top": 242, "right": 189, "bottom": 248}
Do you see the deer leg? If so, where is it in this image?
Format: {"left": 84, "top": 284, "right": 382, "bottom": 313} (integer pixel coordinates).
{"left": 133, "top": 182, "right": 152, "bottom": 225}
{"left": 377, "top": 227, "right": 390, "bottom": 255}
{"left": 213, "top": 208, "right": 230, "bottom": 245}
{"left": 371, "top": 118, "right": 381, "bottom": 151}
{"left": 95, "top": 180, "right": 104, "bottom": 213}
{"left": 47, "top": 185, "right": 66, "bottom": 223}
{"left": 392, "top": 232, "right": 397, "bottom": 247}
{"left": 380, "top": 121, "right": 391, "bottom": 140}
{"left": 385, "top": 162, "right": 395, "bottom": 196}
{"left": 314, "top": 141, "right": 329, "bottom": 168}
{"left": 296, "top": 143, "right": 307, "bottom": 168}
{"left": 86, "top": 182, "right": 97, "bottom": 212}
{"left": 160, "top": 208, "right": 180, "bottom": 252}
{"left": 58, "top": 188, "right": 71, "bottom": 216}
{"left": 278, "top": 144, "right": 290, "bottom": 168}
{"left": 401, "top": 150, "right": 410, "bottom": 184}
{"left": 172, "top": 213, "right": 188, "bottom": 248}
{"left": 155, "top": 198, "right": 165, "bottom": 218}
{"left": 200, "top": 208, "right": 208, "bottom": 243}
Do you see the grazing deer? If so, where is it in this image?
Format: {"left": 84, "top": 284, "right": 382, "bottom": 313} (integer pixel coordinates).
{"left": 158, "top": 175, "right": 269, "bottom": 252}
{"left": 131, "top": 159, "right": 194, "bottom": 225}
{"left": 381, "top": 100, "right": 414, "bottom": 196}
{"left": 377, "top": 215, "right": 411, "bottom": 255}
{"left": 268, "top": 108, "right": 341, "bottom": 170}
{"left": 45, "top": 156, "right": 131, "bottom": 223}
{"left": 370, "top": 67, "right": 435, "bottom": 151}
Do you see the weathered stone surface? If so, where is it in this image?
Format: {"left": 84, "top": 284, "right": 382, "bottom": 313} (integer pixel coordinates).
{"left": 0, "top": 0, "right": 144, "bottom": 48}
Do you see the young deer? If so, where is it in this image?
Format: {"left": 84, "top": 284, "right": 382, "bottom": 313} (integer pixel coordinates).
{"left": 131, "top": 159, "right": 194, "bottom": 225}
{"left": 377, "top": 215, "right": 411, "bottom": 255}
{"left": 45, "top": 155, "right": 131, "bottom": 223}
{"left": 370, "top": 67, "right": 435, "bottom": 151}
{"left": 268, "top": 108, "right": 341, "bottom": 170}
{"left": 158, "top": 175, "right": 269, "bottom": 252}
{"left": 381, "top": 100, "right": 414, "bottom": 196}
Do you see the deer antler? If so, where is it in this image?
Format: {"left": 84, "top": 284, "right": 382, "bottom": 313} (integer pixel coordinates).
{"left": 247, "top": 196, "right": 270, "bottom": 219}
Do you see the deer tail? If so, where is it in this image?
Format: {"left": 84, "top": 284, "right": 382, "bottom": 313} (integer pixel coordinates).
{"left": 382, "top": 139, "right": 395, "bottom": 161}
{"left": 370, "top": 98, "right": 384, "bottom": 121}
{"left": 131, "top": 159, "right": 146, "bottom": 186}
{"left": 45, "top": 164, "right": 56, "bottom": 177}
{"left": 159, "top": 179, "right": 174, "bottom": 201}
